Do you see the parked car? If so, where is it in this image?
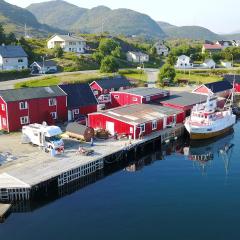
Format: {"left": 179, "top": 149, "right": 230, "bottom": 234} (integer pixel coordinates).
{"left": 45, "top": 69, "right": 57, "bottom": 74}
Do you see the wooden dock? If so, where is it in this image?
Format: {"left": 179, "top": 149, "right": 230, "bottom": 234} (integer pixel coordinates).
{"left": 0, "top": 203, "right": 11, "bottom": 222}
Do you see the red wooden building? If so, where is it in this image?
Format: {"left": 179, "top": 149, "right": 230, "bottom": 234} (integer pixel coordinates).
{"left": 90, "top": 76, "right": 132, "bottom": 99}
{"left": 59, "top": 83, "right": 98, "bottom": 121}
{"left": 0, "top": 86, "right": 67, "bottom": 132}
{"left": 109, "top": 87, "right": 169, "bottom": 108}
{"left": 192, "top": 80, "right": 232, "bottom": 98}
{"left": 88, "top": 104, "right": 185, "bottom": 140}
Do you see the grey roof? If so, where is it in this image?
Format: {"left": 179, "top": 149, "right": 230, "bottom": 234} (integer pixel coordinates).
{"left": 0, "top": 45, "right": 28, "bottom": 58}
{"left": 0, "top": 86, "right": 66, "bottom": 102}
{"left": 93, "top": 76, "right": 132, "bottom": 90}
{"left": 204, "top": 80, "right": 232, "bottom": 93}
{"left": 59, "top": 83, "right": 97, "bottom": 109}
{"left": 96, "top": 104, "right": 181, "bottom": 125}
{"left": 119, "top": 87, "right": 168, "bottom": 97}
{"left": 52, "top": 34, "right": 86, "bottom": 42}
{"left": 31, "top": 60, "right": 57, "bottom": 68}
{"left": 160, "top": 91, "right": 208, "bottom": 107}
{"left": 66, "top": 122, "right": 88, "bottom": 135}
{"left": 223, "top": 74, "right": 240, "bottom": 84}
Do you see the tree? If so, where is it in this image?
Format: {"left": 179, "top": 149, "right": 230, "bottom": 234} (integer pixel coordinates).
{"left": 158, "top": 64, "right": 176, "bottom": 87}
{"left": 100, "top": 56, "right": 119, "bottom": 73}
{"left": 111, "top": 46, "right": 121, "bottom": 58}
{"left": 166, "top": 53, "right": 177, "bottom": 66}
{"left": 0, "top": 24, "right": 5, "bottom": 44}
{"left": 18, "top": 37, "right": 35, "bottom": 62}
{"left": 92, "top": 51, "right": 104, "bottom": 64}
{"left": 53, "top": 45, "right": 64, "bottom": 58}
{"left": 99, "top": 38, "right": 120, "bottom": 56}
{"left": 6, "top": 32, "right": 17, "bottom": 45}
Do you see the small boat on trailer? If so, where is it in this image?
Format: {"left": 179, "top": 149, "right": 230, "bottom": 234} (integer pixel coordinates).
{"left": 184, "top": 94, "right": 236, "bottom": 140}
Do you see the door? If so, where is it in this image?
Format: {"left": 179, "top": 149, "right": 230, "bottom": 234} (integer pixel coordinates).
{"left": 106, "top": 121, "right": 115, "bottom": 135}
{"left": 163, "top": 117, "right": 167, "bottom": 129}
{"left": 0, "top": 116, "right": 2, "bottom": 130}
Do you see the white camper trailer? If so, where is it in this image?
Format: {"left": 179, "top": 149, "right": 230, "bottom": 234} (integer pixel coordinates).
{"left": 22, "top": 123, "right": 64, "bottom": 151}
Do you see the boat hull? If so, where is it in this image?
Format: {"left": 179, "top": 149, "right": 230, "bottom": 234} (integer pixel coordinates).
{"left": 189, "top": 125, "right": 234, "bottom": 140}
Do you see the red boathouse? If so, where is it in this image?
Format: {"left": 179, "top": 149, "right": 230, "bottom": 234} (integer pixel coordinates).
{"left": 0, "top": 86, "right": 67, "bottom": 132}
{"left": 88, "top": 104, "right": 185, "bottom": 140}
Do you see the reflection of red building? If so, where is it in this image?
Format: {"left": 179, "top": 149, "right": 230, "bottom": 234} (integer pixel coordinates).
{"left": 0, "top": 86, "right": 67, "bottom": 132}
{"left": 110, "top": 87, "right": 169, "bottom": 108}
{"left": 88, "top": 104, "right": 185, "bottom": 140}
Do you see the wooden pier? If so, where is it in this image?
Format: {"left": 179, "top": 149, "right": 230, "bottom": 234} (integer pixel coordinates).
{"left": 0, "top": 203, "right": 11, "bottom": 223}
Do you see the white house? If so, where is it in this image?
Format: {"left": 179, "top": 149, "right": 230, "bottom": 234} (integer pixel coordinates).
{"left": 126, "top": 51, "right": 149, "bottom": 63}
{"left": 221, "top": 61, "right": 232, "bottom": 68}
{"left": 154, "top": 41, "right": 169, "bottom": 56}
{"left": 232, "top": 40, "right": 240, "bottom": 47}
{"left": 0, "top": 45, "right": 28, "bottom": 71}
{"left": 30, "top": 60, "right": 58, "bottom": 74}
{"left": 47, "top": 34, "right": 87, "bottom": 53}
{"left": 216, "top": 40, "right": 233, "bottom": 49}
{"left": 202, "top": 59, "right": 216, "bottom": 69}
{"left": 175, "top": 55, "right": 193, "bottom": 69}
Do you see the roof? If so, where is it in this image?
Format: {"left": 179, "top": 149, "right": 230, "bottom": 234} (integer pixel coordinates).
{"left": 92, "top": 76, "right": 132, "bottom": 90}
{"left": 0, "top": 173, "right": 30, "bottom": 188}
{"left": 223, "top": 74, "right": 240, "bottom": 84}
{"left": 203, "top": 44, "right": 222, "bottom": 50}
{"left": 0, "top": 45, "right": 28, "bottom": 58}
{"left": 204, "top": 80, "right": 232, "bottom": 93}
{"left": 128, "top": 51, "right": 149, "bottom": 57}
{"left": 204, "top": 59, "right": 215, "bottom": 64}
{"left": 160, "top": 91, "right": 208, "bottom": 107}
{"left": 92, "top": 104, "right": 182, "bottom": 125}
{"left": 66, "top": 122, "right": 89, "bottom": 135}
{"left": 31, "top": 60, "right": 57, "bottom": 68}
{"left": 118, "top": 87, "right": 169, "bottom": 97}
{"left": 50, "top": 34, "right": 86, "bottom": 42}
{"left": 0, "top": 86, "right": 66, "bottom": 102}
{"left": 59, "top": 83, "right": 97, "bottom": 108}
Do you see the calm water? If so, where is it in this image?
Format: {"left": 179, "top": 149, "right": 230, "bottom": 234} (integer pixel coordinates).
{"left": 1, "top": 122, "right": 240, "bottom": 240}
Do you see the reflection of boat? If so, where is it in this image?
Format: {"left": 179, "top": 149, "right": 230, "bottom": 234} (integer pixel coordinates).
{"left": 185, "top": 95, "right": 236, "bottom": 140}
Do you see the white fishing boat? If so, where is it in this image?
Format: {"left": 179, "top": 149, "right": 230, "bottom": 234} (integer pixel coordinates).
{"left": 184, "top": 94, "right": 236, "bottom": 140}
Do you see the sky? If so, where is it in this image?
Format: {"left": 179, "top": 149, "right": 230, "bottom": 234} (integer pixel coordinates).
{"left": 5, "top": 0, "right": 240, "bottom": 34}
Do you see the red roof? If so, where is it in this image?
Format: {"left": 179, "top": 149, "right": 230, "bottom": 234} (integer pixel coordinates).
{"left": 203, "top": 44, "right": 222, "bottom": 50}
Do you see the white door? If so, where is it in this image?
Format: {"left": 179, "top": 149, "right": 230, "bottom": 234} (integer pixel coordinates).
{"left": 163, "top": 117, "right": 167, "bottom": 129}
{"left": 0, "top": 116, "right": 2, "bottom": 130}
{"left": 68, "top": 110, "right": 72, "bottom": 121}
{"left": 106, "top": 121, "right": 115, "bottom": 135}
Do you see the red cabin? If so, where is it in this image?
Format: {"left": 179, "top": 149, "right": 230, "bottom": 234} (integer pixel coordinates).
{"left": 88, "top": 104, "right": 185, "bottom": 140}
{"left": 109, "top": 87, "right": 169, "bottom": 108}
{"left": 90, "top": 76, "right": 132, "bottom": 99}
{"left": 0, "top": 86, "right": 67, "bottom": 132}
{"left": 59, "top": 83, "right": 98, "bottom": 121}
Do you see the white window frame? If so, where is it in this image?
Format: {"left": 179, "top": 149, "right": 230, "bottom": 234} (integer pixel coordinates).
{"left": 140, "top": 123, "right": 145, "bottom": 133}
{"left": 49, "top": 98, "right": 57, "bottom": 106}
{"left": 20, "top": 116, "right": 29, "bottom": 125}
{"left": 152, "top": 120, "right": 157, "bottom": 130}
{"left": 73, "top": 109, "right": 79, "bottom": 115}
{"left": 1, "top": 104, "right": 5, "bottom": 111}
{"left": 132, "top": 97, "right": 138, "bottom": 102}
{"left": 19, "top": 101, "right": 28, "bottom": 110}
{"left": 50, "top": 112, "right": 57, "bottom": 120}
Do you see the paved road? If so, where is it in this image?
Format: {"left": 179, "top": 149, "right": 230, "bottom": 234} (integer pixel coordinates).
{"left": 0, "top": 70, "right": 99, "bottom": 90}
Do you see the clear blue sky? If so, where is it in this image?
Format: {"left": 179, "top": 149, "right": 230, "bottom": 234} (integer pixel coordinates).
{"left": 5, "top": 0, "right": 240, "bottom": 34}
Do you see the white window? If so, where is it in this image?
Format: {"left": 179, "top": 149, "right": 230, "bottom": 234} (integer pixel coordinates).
{"left": 152, "top": 120, "right": 157, "bottom": 130}
{"left": 130, "top": 127, "right": 133, "bottom": 133}
{"left": 49, "top": 98, "right": 57, "bottom": 106}
{"left": 114, "top": 95, "right": 119, "bottom": 99}
{"left": 50, "top": 112, "right": 57, "bottom": 119}
{"left": 2, "top": 118, "right": 6, "bottom": 126}
{"left": 132, "top": 97, "right": 138, "bottom": 102}
{"left": 140, "top": 123, "right": 145, "bottom": 133}
{"left": 73, "top": 109, "right": 79, "bottom": 114}
{"left": 93, "top": 90, "right": 98, "bottom": 96}
{"left": 20, "top": 116, "right": 29, "bottom": 125}
{"left": 145, "top": 96, "right": 151, "bottom": 102}
{"left": 1, "top": 104, "right": 5, "bottom": 111}
{"left": 19, "top": 101, "right": 28, "bottom": 110}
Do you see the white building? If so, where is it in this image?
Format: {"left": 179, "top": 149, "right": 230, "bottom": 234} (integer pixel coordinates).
{"left": 232, "top": 40, "right": 240, "bottom": 47}
{"left": 126, "top": 51, "right": 149, "bottom": 63}
{"left": 154, "top": 41, "right": 169, "bottom": 56}
{"left": 47, "top": 34, "right": 87, "bottom": 53}
{"left": 0, "top": 45, "right": 28, "bottom": 71}
{"left": 202, "top": 59, "right": 216, "bottom": 69}
{"left": 216, "top": 40, "right": 233, "bottom": 49}
{"left": 175, "top": 55, "right": 193, "bottom": 69}
{"left": 30, "top": 60, "right": 58, "bottom": 74}
{"left": 221, "top": 61, "right": 232, "bottom": 68}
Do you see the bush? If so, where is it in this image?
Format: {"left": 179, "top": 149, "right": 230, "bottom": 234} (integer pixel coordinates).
{"left": 100, "top": 56, "right": 119, "bottom": 73}
{"left": 0, "top": 69, "right": 30, "bottom": 81}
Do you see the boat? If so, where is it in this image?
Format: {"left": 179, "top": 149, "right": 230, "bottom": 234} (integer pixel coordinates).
{"left": 184, "top": 94, "right": 236, "bottom": 140}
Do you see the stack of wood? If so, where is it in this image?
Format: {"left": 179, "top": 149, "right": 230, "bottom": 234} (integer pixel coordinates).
{"left": 95, "top": 129, "right": 110, "bottom": 139}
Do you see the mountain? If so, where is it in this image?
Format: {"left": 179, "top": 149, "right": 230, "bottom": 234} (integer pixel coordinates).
{"left": 27, "top": 1, "right": 165, "bottom": 38}
{"left": 0, "top": 0, "right": 64, "bottom": 37}
{"left": 158, "top": 21, "right": 220, "bottom": 41}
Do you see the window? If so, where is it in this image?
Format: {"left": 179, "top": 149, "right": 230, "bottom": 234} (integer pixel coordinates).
{"left": 152, "top": 120, "right": 157, "bottom": 130}
{"left": 19, "top": 101, "right": 28, "bottom": 110}
{"left": 132, "top": 97, "right": 138, "bottom": 102}
{"left": 49, "top": 98, "right": 56, "bottom": 106}
{"left": 20, "top": 116, "right": 29, "bottom": 125}
{"left": 18, "top": 59, "right": 23, "bottom": 63}
{"left": 145, "top": 96, "right": 151, "bottom": 102}
{"left": 1, "top": 104, "right": 5, "bottom": 111}
{"left": 114, "top": 95, "right": 119, "bottom": 99}
{"left": 50, "top": 112, "right": 57, "bottom": 119}
{"left": 140, "top": 124, "right": 145, "bottom": 133}
{"left": 73, "top": 109, "right": 79, "bottom": 114}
